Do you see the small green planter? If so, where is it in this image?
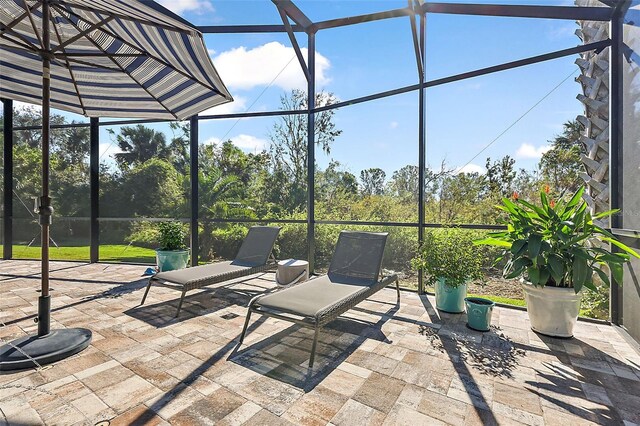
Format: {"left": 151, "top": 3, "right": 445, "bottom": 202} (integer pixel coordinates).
{"left": 156, "top": 249, "right": 190, "bottom": 272}
{"left": 465, "top": 297, "right": 495, "bottom": 332}
{"left": 435, "top": 278, "right": 467, "bottom": 313}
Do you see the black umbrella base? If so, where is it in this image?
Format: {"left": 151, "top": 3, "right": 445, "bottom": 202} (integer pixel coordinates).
{"left": 0, "top": 329, "right": 92, "bottom": 371}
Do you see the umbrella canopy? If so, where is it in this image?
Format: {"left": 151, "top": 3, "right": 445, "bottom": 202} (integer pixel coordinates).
{"left": 0, "top": 0, "right": 232, "bottom": 120}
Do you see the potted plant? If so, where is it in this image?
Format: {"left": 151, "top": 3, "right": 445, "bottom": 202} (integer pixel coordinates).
{"left": 412, "top": 228, "right": 484, "bottom": 313}
{"left": 156, "top": 221, "right": 190, "bottom": 272}
{"left": 475, "top": 186, "right": 639, "bottom": 337}
{"left": 464, "top": 297, "right": 495, "bottom": 332}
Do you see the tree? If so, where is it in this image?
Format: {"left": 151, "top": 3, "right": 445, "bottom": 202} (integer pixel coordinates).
{"left": 360, "top": 168, "right": 386, "bottom": 196}
{"left": 198, "top": 144, "right": 261, "bottom": 259}
{"left": 485, "top": 155, "right": 516, "bottom": 197}
{"left": 109, "top": 125, "right": 171, "bottom": 170}
{"left": 539, "top": 120, "right": 585, "bottom": 194}
{"left": 388, "top": 165, "right": 419, "bottom": 202}
{"left": 12, "top": 104, "right": 66, "bottom": 149}
{"left": 202, "top": 140, "right": 268, "bottom": 187}
{"left": 55, "top": 125, "right": 89, "bottom": 166}
{"left": 437, "top": 172, "right": 487, "bottom": 223}
{"left": 316, "top": 161, "right": 358, "bottom": 202}
{"left": 166, "top": 122, "right": 190, "bottom": 175}
{"left": 269, "top": 89, "right": 342, "bottom": 210}
{"left": 116, "top": 158, "right": 185, "bottom": 218}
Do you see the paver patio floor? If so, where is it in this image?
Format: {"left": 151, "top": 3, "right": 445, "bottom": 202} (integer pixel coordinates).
{"left": 1, "top": 260, "right": 639, "bottom": 425}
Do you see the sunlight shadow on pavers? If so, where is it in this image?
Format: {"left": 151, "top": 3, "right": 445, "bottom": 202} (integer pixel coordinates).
{"left": 526, "top": 336, "right": 640, "bottom": 424}
{"left": 419, "top": 294, "right": 501, "bottom": 424}
{"left": 228, "top": 308, "right": 398, "bottom": 392}
{"left": 124, "top": 279, "right": 273, "bottom": 327}
{"left": 1, "top": 278, "right": 148, "bottom": 328}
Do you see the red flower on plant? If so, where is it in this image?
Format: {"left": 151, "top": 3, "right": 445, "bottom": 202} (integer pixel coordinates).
{"left": 512, "top": 191, "right": 519, "bottom": 200}
{"left": 543, "top": 184, "right": 550, "bottom": 194}
{"left": 550, "top": 199, "right": 556, "bottom": 208}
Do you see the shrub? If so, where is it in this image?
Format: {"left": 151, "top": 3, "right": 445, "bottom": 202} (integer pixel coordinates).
{"left": 157, "top": 221, "right": 188, "bottom": 251}
{"left": 126, "top": 221, "right": 159, "bottom": 248}
{"left": 207, "top": 224, "right": 249, "bottom": 259}
{"left": 412, "top": 227, "right": 484, "bottom": 288}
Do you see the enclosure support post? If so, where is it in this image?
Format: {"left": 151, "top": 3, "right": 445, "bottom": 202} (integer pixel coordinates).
{"left": 417, "top": 14, "right": 426, "bottom": 294}
{"left": 307, "top": 32, "right": 316, "bottom": 274}
{"left": 609, "top": 2, "right": 626, "bottom": 326}
{"left": 89, "top": 117, "right": 99, "bottom": 263}
{"left": 2, "top": 98, "right": 13, "bottom": 260}
{"left": 190, "top": 116, "right": 199, "bottom": 267}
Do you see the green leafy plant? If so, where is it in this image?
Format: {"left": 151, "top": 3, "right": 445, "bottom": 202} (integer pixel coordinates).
{"left": 475, "top": 186, "right": 639, "bottom": 293}
{"left": 412, "top": 227, "right": 484, "bottom": 288}
{"left": 157, "top": 221, "right": 188, "bottom": 251}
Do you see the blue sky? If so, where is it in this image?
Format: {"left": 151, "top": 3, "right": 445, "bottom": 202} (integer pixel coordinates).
{"left": 15, "top": 0, "right": 590, "bottom": 179}
{"left": 177, "top": 0, "right": 587, "bottom": 177}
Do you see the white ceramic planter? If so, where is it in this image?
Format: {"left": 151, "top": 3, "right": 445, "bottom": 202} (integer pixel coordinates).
{"left": 522, "top": 282, "right": 583, "bottom": 338}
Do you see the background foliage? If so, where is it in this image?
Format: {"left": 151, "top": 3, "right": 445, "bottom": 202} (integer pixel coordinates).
{"left": 2, "top": 98, "right": 606, "bottom": 315}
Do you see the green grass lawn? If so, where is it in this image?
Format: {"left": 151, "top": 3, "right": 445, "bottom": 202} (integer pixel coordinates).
{"left": 1, "top": 244, "right": 156, "bottom": 263}
{"left": 0, "top": 247, "right": 603, "bottom": 319}
{"left": 467, "top": 293, "right": 526, "bottom": 307}
{"left": 467, "top": 293, "right": 594, "bottom": 318}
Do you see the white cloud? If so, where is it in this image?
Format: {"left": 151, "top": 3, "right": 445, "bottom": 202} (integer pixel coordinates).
{"left": 212, "top": 42, "right": 331, "bottom": 91}
{"left": 199, "top": 95, "right": 247, "bottom": 116}
{"left": 389, "top": 121, "right": 398, "bottom": 129}
{"left": 455, "top": 163, "right": 486, "bottom": 175}
{"left": 203, "top": 134, "right": 268, "bottom": 152}
{"left": 516, "top": 143, "right": 552, "bottom": 159}
{"left": 232, "top": 134, "right": 268, "bottom": 151}
{"left": 156, "top": 0, "right": 213, "bottom": 15}
{"left": 99, "top": 142, "right": 122, "bottom": 159}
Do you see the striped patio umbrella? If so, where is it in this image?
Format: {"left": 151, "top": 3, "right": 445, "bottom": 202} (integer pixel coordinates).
{"left": 0, "top": 0, "right": 232, "bottom": 119}
{"left": 0, "top": 0, "right": 232, "bottom": 371}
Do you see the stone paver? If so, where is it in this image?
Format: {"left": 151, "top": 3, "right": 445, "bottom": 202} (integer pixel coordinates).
{"left": 1, "top": 260, "right": 639, "bottom": 425}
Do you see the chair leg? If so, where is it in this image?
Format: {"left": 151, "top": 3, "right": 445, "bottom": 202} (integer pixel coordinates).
{"left": 396, "top": 278, "right": 401, "bottom": 305}
{"left": 238, "top": 309, "right": 252, "bottom": 346}
{"left": 309, "top": 325, "right": 320, "bottom": 369}
{"left": 140, "top": 278, "right": 153, "bottom": 306}
{"left": 175, "top": 289, "right": 187, "bottom": 318}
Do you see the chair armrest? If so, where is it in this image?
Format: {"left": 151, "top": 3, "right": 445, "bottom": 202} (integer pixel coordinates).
{"left": 380, "top": 273, "right": 399, "bottom": 287}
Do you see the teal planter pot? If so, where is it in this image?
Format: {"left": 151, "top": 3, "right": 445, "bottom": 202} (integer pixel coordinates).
{"left": 435, "top": 278, "right": 467, "bottom": 313}
{"left": 156, "top": 249, "right": 190, "bottom": 272}
{"left": 465, "top": 297, "right": 495, "bottom": 332}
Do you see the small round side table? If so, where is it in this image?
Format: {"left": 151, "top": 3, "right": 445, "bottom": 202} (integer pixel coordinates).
{"left": 275, "top": 259, "right": 309, "bottom": 286}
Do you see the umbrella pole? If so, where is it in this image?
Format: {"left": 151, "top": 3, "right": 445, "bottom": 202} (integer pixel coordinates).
{"left": 0, "top": 0, "right": 92, "bottom": 371}
{"left": 39, "top": 0, "right": 52, "bottom": 337}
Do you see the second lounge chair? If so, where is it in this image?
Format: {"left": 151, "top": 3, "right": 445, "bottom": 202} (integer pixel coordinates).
{"left": 140, "top": 226, "right": 280, "bottom": 317}
{"left": 236, "top": 231, "right": 399, "bottom": 368}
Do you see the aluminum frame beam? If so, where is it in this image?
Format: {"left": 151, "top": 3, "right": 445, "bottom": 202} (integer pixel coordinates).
{"left": 89, "top": 117, "right": 99, "bottom": 263}
{"left": 196, "top": 25, "right": 305, "bottom": 33}
{"left": 189, "top": 116, "right": 199, "bottom": 267}
{"left": 311, "top": 7, "right": 414, "bottom": 32}
{"left": 276, "top": 5, "right": 310, "bottom": 81}
{"left": 608, "top": 0, "right": 628, "bottom": 325}
{"left": 306, "top": 32, "right": 316, "bottom": 273}
{"left": 2, "top": 99, "right": 13, "bottom": 260}
{"left": 421, "top": 2, "right": 613, "bottom": 21}
{"left": 313, "top": 39, "right": 610, "bottom": 114}
{"left": 409, "top": 1, "right": 423, "bottom": 78}
{"left": 272, "top": 0, "right": 313, "bottom": 31}
{"left": 417, "top": 13, "right": 426, "bottom": 294}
